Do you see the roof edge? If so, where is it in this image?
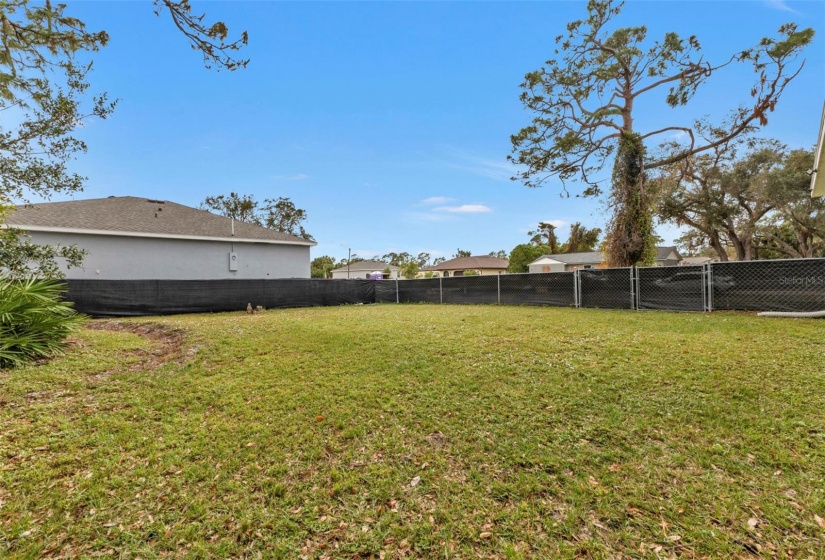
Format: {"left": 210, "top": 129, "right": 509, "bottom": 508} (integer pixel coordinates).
{"left": 2, "top": 224, "right": 317, "bottom": 246}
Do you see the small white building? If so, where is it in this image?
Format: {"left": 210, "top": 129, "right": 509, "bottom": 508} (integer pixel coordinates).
{"left": 6, "top": 196, "right": 315, "bottom": 279}
{"left": 330, "top": 260, "right": 399, "bottom": 280}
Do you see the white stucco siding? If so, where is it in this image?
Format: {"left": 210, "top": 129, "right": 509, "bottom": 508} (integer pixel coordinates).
{"left": 528, "top": 261, "right": 566, "bottom": 273}
{"left": 26, "top": 231, "right": 310, "bottom": 279}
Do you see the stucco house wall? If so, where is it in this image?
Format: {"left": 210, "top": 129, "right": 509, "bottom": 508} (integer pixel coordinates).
{"left": 528, "top": 259, "right": 566, "bottom": 274}
{"left": 26, "top": 231, "right": 311, "bottom": 280}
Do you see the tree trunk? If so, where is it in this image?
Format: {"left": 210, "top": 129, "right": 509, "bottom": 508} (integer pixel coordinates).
{"left": 605, "top": 132, "right": 654, "bottom": 267}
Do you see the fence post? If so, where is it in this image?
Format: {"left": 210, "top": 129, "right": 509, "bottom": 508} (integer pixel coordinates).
{"left": 439, "top": 276, "right": 443, "bottom": 304}
{"left": 497, "top": 274, "right": 501, "bottom": 305}
{"left": 395, "top": 278, "right": 399, "bottom": 304}
{"left": 574, "top": 270, "right": 580, "bottom": 308}
{"left": 706, "top": 262, "right": 714, "bottom": 312}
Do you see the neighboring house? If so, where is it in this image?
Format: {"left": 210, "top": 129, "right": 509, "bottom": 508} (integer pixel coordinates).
{"left": 528, "top": 252, "right": 606, "bottom": 273}
{"left": 655, "top": 246, "right": 682, "bottom": 267}
{"left": 6, "top": 196, "right": 316, "bottom": 279}
{"left": 330, "top": 260, "right": 399, "bottom": 280}
{"left": 421, "top": 256, "right": 509, "bottom": 278}
{"left": 528, "top": 246, "right": 683, "bottom": 273}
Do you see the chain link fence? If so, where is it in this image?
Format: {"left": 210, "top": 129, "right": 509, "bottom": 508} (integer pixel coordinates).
{"left": 637, "top": 266, "right": 705, "bottom": 312}
{"left": 578, "top": 268, "right": 634, "bottom": 310}
{"left": 710, "top": 258, "right": 825, "bottom": 312}
{"left": 500, "top": 272, "right": 576, "bottom": 307}
{"left": 64, "top": 258, "right": 825, "bottom": 316}
{"left": 65, "top": 279, "right": 375, "bottom": 317}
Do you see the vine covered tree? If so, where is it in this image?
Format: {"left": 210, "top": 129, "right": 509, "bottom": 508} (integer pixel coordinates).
{"left": 509, "top": 0, "right": 813, "bottom": 266}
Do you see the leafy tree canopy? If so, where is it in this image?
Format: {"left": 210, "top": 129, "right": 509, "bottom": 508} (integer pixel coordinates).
{"left": 201, "top": 193, "right": 314, "bottom": 241}
{"left": 654, "top": 138, "right": 823, "bottom": 260}
{"left": 507, "top": 243, "right": 551, "bottom": 273}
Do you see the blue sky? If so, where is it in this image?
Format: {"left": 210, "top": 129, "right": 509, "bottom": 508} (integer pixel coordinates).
{"left": 52, "top": 0, "right": 825, "bottom": 262}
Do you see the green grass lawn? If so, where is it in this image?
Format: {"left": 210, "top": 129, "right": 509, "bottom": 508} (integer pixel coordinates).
{"left": 2, "top": 305, "right": 824, "bottom": 559}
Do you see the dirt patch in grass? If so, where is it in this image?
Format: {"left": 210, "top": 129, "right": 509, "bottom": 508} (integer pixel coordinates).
{"left": 85, "top": 320, "right": 192, "bottom": 374}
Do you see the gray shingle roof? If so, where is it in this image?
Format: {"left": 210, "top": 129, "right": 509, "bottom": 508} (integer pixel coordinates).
{"left": 656, "top": 246, "right": 679, "bottom": 260}
{"left": 430, "top": 256, "right": 509, "bottom": 270}
{"left": 7, "top": 196, "right": 315, "bottom": 245}
{"left": 331, "top": 260, "right": 397, "bottom": 273}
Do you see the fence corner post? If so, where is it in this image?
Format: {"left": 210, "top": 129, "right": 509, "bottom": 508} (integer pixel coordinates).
{"left": 497, "top": 274, "right": 501, "bottom": 305}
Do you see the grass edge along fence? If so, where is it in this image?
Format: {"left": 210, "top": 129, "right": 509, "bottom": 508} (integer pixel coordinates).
{"left": 63, "top": 258, "right": 825, "bottom": 317}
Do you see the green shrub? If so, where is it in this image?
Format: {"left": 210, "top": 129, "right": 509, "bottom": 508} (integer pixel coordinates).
{"left": 0, "top": 277, "right": 85, "bottom": 369}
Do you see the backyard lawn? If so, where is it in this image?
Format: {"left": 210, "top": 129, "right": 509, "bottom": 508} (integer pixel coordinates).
{"left": 1, "top": 305, "right": 824, "bottom": 559}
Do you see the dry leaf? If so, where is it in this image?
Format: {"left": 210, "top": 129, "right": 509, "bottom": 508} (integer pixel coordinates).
{"left": 747, "top": 517, "right": 759, "bottom": 530}
{"left": 410, "top": 476, "right": 421, "bottom": 487}
{"left": 814, "top": 514, "right": 825, "bottom": 528}
{"left": 479, "top": 531, "right": 492, "bottom": 539}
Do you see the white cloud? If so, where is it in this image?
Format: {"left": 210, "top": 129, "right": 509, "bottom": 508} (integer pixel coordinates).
{"left": 434, "top": 204, "right": 492, "bottom": 214}
{"left": 421, "top": 196, "right": 455, "bottom": 205}
{"left": 764, "top": 0, "right": 797, "bottom": 12}
{"left": 272, "top": 173, "right": 311, "bottom": 181}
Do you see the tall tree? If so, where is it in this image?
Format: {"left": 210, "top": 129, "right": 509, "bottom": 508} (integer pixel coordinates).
{"left": 1, "top": 0, "right": 248, "bottom": 276}
{"left": 201, "top": 193, "right": 314, "bottom": 241}
{"left": 561, "top": 222, "right": 602, "bottom": 253}
{"left": 382, "top": 252, "right": 412, "bottom": 267}
{"left": 453, "top": 249, "right": 471, "bottom": 258}
{"left": 415, "top": 252, "right": 432, "bottom": 267}
{"left": 528, "top": 222, "right": 560, "bottom": 253}
{"left": 488, "top": 250, "right": 508, "bottom": 259}
{"left": 509, "top": 0, "right": 813, "bottom": 266}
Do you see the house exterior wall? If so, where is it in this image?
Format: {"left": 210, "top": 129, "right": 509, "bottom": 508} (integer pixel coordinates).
{"left": 528, "top": 261, "right": 566, "bottom": 274}
{"left": 26, "top": 231, "right": 310, "bottom": 279}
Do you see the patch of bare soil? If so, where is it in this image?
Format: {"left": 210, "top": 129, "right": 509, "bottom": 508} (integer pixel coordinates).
{"left": 85, "top": 321, "right": 194, "bottom": 376}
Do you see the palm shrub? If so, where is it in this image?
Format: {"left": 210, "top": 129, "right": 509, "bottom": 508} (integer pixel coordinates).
{"left": 0, "top": 277, "right": 85, "bottom": 369}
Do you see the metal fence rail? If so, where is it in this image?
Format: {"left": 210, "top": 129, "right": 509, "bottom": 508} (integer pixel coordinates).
{"left": 63, "top": 257, "right": 825, "bottom": 316}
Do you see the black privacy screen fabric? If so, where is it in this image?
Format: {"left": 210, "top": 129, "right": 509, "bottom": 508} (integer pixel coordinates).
{"left": 65, "top": 279, "right": 375, "bottom": 317}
